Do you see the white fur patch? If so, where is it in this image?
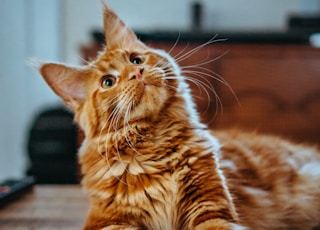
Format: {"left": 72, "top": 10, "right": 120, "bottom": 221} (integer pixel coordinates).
{"left": 242, "top": 186, "right": 273, "bottom": 207}
{"left": 299, "top": 161, "right": 320, "bottom": 177}
{"left": 219, "top": 160, "right": 237, "bottom": 172}
{"left": 103, "top": 161, "right": 128, "bottom": 178}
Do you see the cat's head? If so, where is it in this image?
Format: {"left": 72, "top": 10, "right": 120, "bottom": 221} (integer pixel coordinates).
{"left": 39, "top": 3, "right": 195, "bottom": 137}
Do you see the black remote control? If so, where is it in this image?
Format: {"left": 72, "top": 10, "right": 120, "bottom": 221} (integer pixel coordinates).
{"left": 0, "top": 176, "right": 35, "bottom": 207}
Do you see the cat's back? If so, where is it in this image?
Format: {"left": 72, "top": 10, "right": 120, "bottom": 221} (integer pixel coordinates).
{"left": 213, "top": 130, "right": 320, "bottom": 229}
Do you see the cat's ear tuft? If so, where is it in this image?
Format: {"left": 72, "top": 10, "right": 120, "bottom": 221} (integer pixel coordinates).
{"left": 39, "top": 63, "right": 87, "bottom": 111}
{"left": 102, "top": 2, "right": 146, "bottom": 50}
{"left": 26, "top": 57, "right": 43, "bottom": 70}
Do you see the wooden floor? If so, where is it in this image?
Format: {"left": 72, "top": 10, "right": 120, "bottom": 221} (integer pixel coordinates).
{"left": 0, "top": 185, "right": 89, "bottom": 230}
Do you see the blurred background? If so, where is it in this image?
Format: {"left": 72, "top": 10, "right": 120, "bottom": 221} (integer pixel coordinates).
{"left": 0, "top": 0, "right": 319, "bottom": 183}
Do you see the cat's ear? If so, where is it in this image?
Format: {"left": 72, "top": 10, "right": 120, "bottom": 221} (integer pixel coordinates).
{"left": 102, "top": 2, "right": 146, "bottom": 50}
{"left": 39, "top": 63, "right": 87, "bottom": 111}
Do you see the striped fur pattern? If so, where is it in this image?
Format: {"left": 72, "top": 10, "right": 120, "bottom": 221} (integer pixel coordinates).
{"left": 38, "top": 3, "right": 320, "bottom": 230}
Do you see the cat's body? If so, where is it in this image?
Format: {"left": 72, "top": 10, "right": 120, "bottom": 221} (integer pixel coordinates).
{"left": 216, "top": 130, "right": 320, "bottom": 229}
{"left": 38, "top": 3, "right": 320, "bottom": 230}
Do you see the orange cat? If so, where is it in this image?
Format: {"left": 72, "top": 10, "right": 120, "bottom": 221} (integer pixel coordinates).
{"left": 38, "top": 3, "right": 320, "bottom": 230}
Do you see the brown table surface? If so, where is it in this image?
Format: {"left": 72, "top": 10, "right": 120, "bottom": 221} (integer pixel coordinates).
{"left": 0, "top": 185, "right": 89, "bottom": 230}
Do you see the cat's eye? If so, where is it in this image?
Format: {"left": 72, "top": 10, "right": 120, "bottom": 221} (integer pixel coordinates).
{"left": 101, "top": 75, "right": 117, "bottom": 89}
{"left": 130, "top": 54, "right": 144, "bottom": 65}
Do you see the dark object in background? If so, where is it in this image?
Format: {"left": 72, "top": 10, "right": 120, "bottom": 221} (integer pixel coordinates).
{"left": 191, "top": 1, "right": 203, "bottom": 31}
{"left": 0, "top": 177, "right": 35, "bottom": 207}
{"left": 79, "top": 30, "right": 105, "bottom": 63}
{"left": 288, "top": 13, "right": 320, "bottom": 33}
{"left": 27, "top": 106, "right": 79, "bottom": 184}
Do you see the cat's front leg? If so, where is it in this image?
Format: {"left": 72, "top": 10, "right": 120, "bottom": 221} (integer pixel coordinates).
{"left": 195, "top": 219, "right": 247, "bottom": 230}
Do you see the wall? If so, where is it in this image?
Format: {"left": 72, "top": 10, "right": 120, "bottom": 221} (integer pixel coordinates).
{"left": 0, "top": 0, "right": 62, "bottom": 181}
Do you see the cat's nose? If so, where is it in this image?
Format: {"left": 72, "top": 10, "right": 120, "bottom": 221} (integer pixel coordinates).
{"left": 129, "top": 66, "right": 144, "bottom": 80}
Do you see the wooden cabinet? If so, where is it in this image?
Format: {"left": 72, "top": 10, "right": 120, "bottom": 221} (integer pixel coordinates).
{"left": 81, "top": 39, "right": 320, "bottom": 144}
{"left": 214, "top": 45, "right": 320, "bottom": 144}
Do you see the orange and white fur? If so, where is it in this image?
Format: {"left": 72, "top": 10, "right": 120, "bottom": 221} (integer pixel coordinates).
{"left": 38, "top": 3, "right": 320, "bottom": 230}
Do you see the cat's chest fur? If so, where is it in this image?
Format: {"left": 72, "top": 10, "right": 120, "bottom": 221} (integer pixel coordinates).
{"left": 79, "top": 123, "right": 222, "bottom": 229}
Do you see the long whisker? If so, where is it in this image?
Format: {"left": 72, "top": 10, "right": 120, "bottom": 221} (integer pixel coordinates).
{"left": 96, "top": 108, "right": 120, "bottom": 183}
{"left": 96, "top": 96, "right": 132, "bottom": 186}
{"left": 97, "top": 97, "right": 121, "bottom": 158}
{"left": 163, "top": 71, "right": 223, "bottom": 123}
{"left": 175, "top": 36, "right": 226, "bottom": 64}
{"left": 163, "top": 40, "right": 239, "bottom": 117}
{"left": 167, "top": 32, "right": 181, "bottom": 55}
{"left": 110, "top": 99, "right": 132, "bottom": 186}
{"left": 122, "top": 102, "right": 149, "bottom": 161}
{"left": 181, "top": 67, "right": 239, "bottom": 107}
{"left": 172, "top": 43, "right": 190, "bottom": 61}
{"left": 123, "top": 97, "right": 163, "bottom": 141}
{"left": 181, "top": 49, "right": 229, "bottom": 68}
{"left": 164, "top": 74, "right": 217, "bottom": 112}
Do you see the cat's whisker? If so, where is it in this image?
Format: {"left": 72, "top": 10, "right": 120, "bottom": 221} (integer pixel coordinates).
{"left": 124, "top": 107, "right": 162, "bottom": 142}
{"left": 122, "top": 102, "right": 150, "bottom": 161}
{"left": 180, "top": 49, "right": 229, "bottom": 70}
{"left": 180, "top": 70, "right": 215, "bottom": 92}
{"left": 78, "top": 55, "right": 93, "bottom": 66}
{"left": 181, "top": 64, "right": 226, "bottom": 86}
{"left": 106, "top": 99, "right": 134, "bottom": 186}
{"left": 172, "top": 43, "right": 190, "bottom": 61}
{"left": 167, "top": 32, "right": 181, "bottom": 55}
{"left": 181, "top": 70, "right": 214, "bottom": 87}
{"left": 183, "top": 67, "right": 235, "bottom": 108}
{"left": 182, "top": 67, "right": 239, "bottom": 108}
{"left": 97, "top": 98, "right": 121, "bottom": 159}
{"left": 164, "top": 75, "right": 217, "bottom": 114}
{"left": 113, "top": 99, "right": 155, "bottom": 177}
{"left": 113, "top": 134, "right": 132, "bottom": 186}
{"left": 113, "top": 105, "right": 123, "bottom": 131}
{"left": 96, "top": 114, "right": 118, "bottom": 184}
{"left": 97, "top": 96, "right": 130, "bottom": 180}
{"left": 156, "top": 61, "right": 175, "bottom": 74}
{"left": 174, "top": 35, "right": 224, "bottom": 63}
{"left": 162, "top": 72, "right": 223, "bottom": 121}
{"left": 160, "top": 58, "right": 218, "bottom": 98}
{"left": 174, "top": 41, "right": 239, "bottom": 109}
{"left": 108, "top": 139, "right": 131, "bottom": 187}
{"left": 98, "top": 119, "right": 109, "bottom": 158}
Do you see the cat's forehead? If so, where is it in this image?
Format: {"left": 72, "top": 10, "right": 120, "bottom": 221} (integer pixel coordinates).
{"left": 101, "top": 49, "right": 129, "bottom": 62}
{"left": 93, "top": 49, "right": 129, "bottom": 72}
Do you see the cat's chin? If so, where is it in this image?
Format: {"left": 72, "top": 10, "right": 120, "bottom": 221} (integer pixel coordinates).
{"left": 129, "top": 85, "right": 168, "bottom": 123}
